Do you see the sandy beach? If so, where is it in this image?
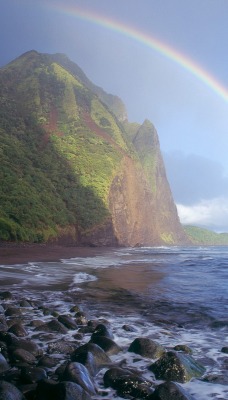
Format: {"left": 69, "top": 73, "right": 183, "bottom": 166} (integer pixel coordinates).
{"left": 0, "top": 243, "right": 110, "bottom": 265}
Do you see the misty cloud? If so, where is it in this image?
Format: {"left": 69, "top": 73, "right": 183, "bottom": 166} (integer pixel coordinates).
{"left": 177, "top": 197, "right": 228, "bottom": 232}
{"left": 163, "top": 151, "right": 228, "bottom": 205}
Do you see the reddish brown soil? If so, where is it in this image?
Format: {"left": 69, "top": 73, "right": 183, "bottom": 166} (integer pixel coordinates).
{"left": 82, "top": 111, "right": 128, "bottom": 157}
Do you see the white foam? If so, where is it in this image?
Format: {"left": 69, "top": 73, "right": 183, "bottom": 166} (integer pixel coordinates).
{"left": 72, "top": 272, "right": 97, "bottom": 284}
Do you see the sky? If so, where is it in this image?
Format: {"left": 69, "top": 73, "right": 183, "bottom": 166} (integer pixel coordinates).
{"left": 1, "top": 0, "right": 228, "bottom": 231}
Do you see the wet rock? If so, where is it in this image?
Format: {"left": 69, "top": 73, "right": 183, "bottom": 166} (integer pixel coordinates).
{"left": 0, "top": 332, "right": 19, "bottom": 345}
{"left": 0, "top": 380, "right": 25, "bottom": 400}
{"left": 71, "top": 351, "right": 97, "bottom": 376}
{"left": 8, "top": 323, "right": 28, "bottom": 337}
{"left": 122, "top": 324, "right": 136, "bottom": 332}
{"left": 0, "top": 353, "right": 10, "bottom": 373}
{"left": 35, "top": 379, "right": 92, "bottom": 400}
{"left": 57, "top": 381, "right": 92, "bottom": 400}
{"left": 173, "top": 345, "right": 193, "bottom": 354}
{"left": 34, "top": 319, "right": 68, "bottom": 334}
{"left": 58, "top": 315, "right": 78, "bottom": 330}
{"left": 0, "top": 305, "right": 5, "bottom": 314}
{"left": 5, "top": 306, "right": 22, "bottom": 317}
{"left": 103, "top": 367, "right": 138, "bottom": 387}
{"left": 90, "top": 336, "right": 121, "bottom": 355}
{"left": 76, "top": 316, "right": 88, "bottom": 325}
{"left": 149, "top": 350, "right": 206, "bottom": 383}
{"left": 104, "top": 367, "right": 153, "bottom": 399}
{"left": 10, "top": 348, "right": 36, "bottom": 364}
{"left": 0, "top": 315, "right": 8, "bottom": 332}
{"left": 39, "top": 306, "right": 56, "bottom": 316}
{"left": 20, "top": 366, "right": 47, "bottom": 383}
{"left": 0, "top": 291, "right": 13, "bottom": 300}
{"left": 0, "top": 341, "right": 8, "bottom": 359}
{"left": 47, "top": 340, "right": 77, "bottom": 355}
{"left": 72, "top": 332, "right": 83, "bottom": 341}
{"left": 35, "top": 378, "right": 59, "bottom": 400}
{"left": 151, "top": 381, "right": 196, "bottom": 400}
{"left": 9, "top": 338, "right": 43, "bottom": 356}
{"left": 69, "top": 305, "right": 81, "bottom": 313}
{"left": 210, "top": 320, "right": 228, "bottom": 328}
{"left": 221, "top": 346, "right": 228, "bottom": 354}
{"left": 62, "top": 362, "right": 96, "bottom": 395}
{"left": 37, "top": 355, "right": 60, "bottom": 368}
{"left": 78, "top": 326, "right": 94, "bottom": 334}
{"left": 71, "top": 343, "right": 111, "bottom": 367}
{"left": 128, "top": 337, "right": 165, "bottom": 359}
{"left": 29, "top": 319, "right": 44, "bottom": 328}
{"left": 91, "top": 323, "right": 114, "bottom": 340}
{"left": 19, "top": 299, "right": 32, "bottom": 308}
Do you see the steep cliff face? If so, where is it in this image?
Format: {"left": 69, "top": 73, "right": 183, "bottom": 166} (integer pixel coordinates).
{"left": 132, "top": 120, "right": 187, "bottom": 244}
{"left": 0, "top": 51, "right": 188, "bottom": 245}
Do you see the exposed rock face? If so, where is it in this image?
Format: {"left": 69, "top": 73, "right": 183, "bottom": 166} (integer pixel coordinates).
{"left": 108, "top": 122, "right": 187, "bottom": 246}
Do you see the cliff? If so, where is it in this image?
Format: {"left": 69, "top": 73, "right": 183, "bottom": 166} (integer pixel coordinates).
{"left": 0, "top": 51, "right": 187, "bottom": 246}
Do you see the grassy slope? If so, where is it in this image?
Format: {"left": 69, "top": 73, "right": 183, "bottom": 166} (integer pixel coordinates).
{"left": 0, "top": 52, "right": 127, "bottom": 242}
{"left": 184, "top": 225, "right": 228, "bottom": 245}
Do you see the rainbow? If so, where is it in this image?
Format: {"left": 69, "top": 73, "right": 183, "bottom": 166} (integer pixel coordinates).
{"left": 44, "top": 2, "right": 228, "bottom": 102}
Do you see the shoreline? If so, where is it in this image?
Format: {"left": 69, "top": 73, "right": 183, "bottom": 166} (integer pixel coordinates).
{"left": 0, "top": 243, "right": 111, "bottom": 265}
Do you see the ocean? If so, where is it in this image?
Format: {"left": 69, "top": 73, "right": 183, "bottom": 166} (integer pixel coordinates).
{"left": 0, "top": 246, "right": 227, "bottom": 399}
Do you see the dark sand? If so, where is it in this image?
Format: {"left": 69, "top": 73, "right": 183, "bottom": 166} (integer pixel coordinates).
{"left": 0, "top": 243, "right": 110, "bottom": 265}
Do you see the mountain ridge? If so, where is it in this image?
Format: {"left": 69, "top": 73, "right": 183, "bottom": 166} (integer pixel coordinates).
{"left": 0, "top": 51, "right": 188, "bottom": 246}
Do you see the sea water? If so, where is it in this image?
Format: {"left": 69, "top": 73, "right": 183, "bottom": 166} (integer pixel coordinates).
{"left": 0, "top": 246, "right": 227, "bottom": 399}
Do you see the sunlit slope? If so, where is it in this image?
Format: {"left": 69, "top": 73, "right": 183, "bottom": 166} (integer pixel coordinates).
{"left": 0, "top": 51, "right": 187, "bottom": 245}
{"left": 184, "top": 225, "right": 228, "bottom": 245}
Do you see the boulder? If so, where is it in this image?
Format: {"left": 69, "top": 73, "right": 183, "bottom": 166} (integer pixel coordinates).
{"left": 47, "top": 340, "right": 77, "bottom": 355}
{"left": 8, "top": 323, "right": 28, "bottom": 337}
{"left": 0, "top": 380, "right": 25, "bottom": 400}
{"left": 0, "top": 354, "right": 10, "bottom": 373}
{"left": 71, "top": 343, "right": 111, "bottom": 367}
{"left": 0, "top": 316, "right": 8, "bottom": 332}
{"left": 90, "top": 336, "right": 121, "bottom": 355}
{"left": 91, "top": 323, "right": 114, "bottom": 340}
{"left": 34, "top": 319, "right": 68, "bottom": 334}
{"left": 104, "top": 367, "right": 153, "bottom": 399}
{"left": 10, "top": 348, "right": 36, "bottom": 364}
{"left": 173, "top": 345, "right": 192, "bottom": 354}
{"left": 62, "top": 362, "right": 96, "bottom": 395}
{"left": 20, "top": 366, "right": 47, "bottom": 383}
{"left": 35, "top": 379, "right": 92, "bottom": 400}
{"left": 128, "top": 337, "right": 165, "bottom": 359}
{"left": 37, "top": 355, "right": 60, "bottom": 368}
{"left": 58, "top": 315, "right": 78, "bottom": 330}
{"left": 5, "top": 307, "right": 22, "bottom": 317}
{"left": 151, "top": 381, "right": 196, "bottom": 400}
{"left": 8, "top": 338, "right": 43, "bottom": 356}
{"left": 149, "top": 350, "right": 206, "bottom": 383}
{"left": 221, "top": 346, "right": 228, "bottom": 354}
{"left": 70, "top": 351, "right": 97, "bottom": 376}
{"left": 57, "top": 381, "right": 92, "bottom": 400}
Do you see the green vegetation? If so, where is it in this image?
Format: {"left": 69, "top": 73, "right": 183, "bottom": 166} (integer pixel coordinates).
{"left": 0, "top": 51, "right": 123, "bottom": 242}
{"left": 132, "top": 120, "right": 159, "bottom": 193}
{"left": 0, "top": 51, "right": 165, "bottom": 244}
{"left": 184, "top": 225, "right": 228, "bottom": 245}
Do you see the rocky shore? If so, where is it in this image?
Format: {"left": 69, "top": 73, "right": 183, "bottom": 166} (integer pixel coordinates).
{"left": 0, "top": 289, "right": 213, "bottom": 400}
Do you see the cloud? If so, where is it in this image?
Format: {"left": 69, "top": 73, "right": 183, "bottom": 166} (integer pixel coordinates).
{"left": 177, "top": 197, "right": 228, "bottom": 232}
{"left": 163, "top": 151, "right": 228, "bottom": 205}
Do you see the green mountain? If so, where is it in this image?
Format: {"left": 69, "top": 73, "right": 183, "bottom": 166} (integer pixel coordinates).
{"left": 184, "top": 225, "right": 228, "bottom": 245}
{"left": 0, "top": 50, "right": 188, "bottom": 246}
